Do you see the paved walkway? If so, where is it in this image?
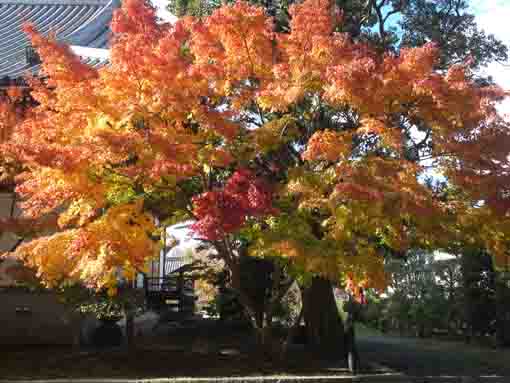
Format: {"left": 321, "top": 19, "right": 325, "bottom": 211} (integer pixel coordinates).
{"left": 0, "top": 374, "right": 508, "bottom": 383}
{"left": 357, "top": 332, "right": 510, "bottom": 377}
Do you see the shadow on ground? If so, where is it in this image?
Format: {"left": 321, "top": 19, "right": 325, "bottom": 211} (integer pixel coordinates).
{"left": 0, "top": 318, "right": 386, "bottom": 380}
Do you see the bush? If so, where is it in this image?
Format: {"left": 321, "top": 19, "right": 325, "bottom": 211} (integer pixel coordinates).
{"left": 90, "top": 319, "right": 123, "bottom": 348}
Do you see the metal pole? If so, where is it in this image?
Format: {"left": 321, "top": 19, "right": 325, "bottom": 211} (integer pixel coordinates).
{"left": 162, "top": 226, "right": 167, "bottom": 279}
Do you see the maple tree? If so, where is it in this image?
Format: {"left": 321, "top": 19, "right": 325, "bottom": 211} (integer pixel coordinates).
{"left": 0, "top": 88, "right": 26, "bottom": 191}
{"left": 167, "top": 0, "right": 508, "bottom": 77}
{"left": 1, "top": 0, "right": 510, "bottom": 353}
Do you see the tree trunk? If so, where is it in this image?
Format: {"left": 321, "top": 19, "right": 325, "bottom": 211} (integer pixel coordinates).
{"left": 219, "top": 242, "right": 294, "bottom": 358}
{"left": 302, "top": 277, "right": 345, "bottom": 357}
{"left": 282, "top": 305, "right": 304, "bottom": 354}
{"left": 69, "top": 311, "right": 83, "bottom": 350}
{"left": 124, "top": 306, "right": 135, "bottom": 349}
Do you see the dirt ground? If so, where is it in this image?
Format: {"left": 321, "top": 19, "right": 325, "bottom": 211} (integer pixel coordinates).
{"left": 5, "top": 318, "right": 509, "bottom": 380}
{"left": 0, "top": 319, "right": 368, "bottom": 380}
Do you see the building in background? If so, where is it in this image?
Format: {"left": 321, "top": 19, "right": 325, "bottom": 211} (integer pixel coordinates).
{"left": 0, "top": 0, "right": 119, "bottom": 84}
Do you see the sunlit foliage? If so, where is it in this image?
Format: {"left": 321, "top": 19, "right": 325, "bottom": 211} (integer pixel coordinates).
{"left": 1, "top": 0, "right": 509, "bottom": 299}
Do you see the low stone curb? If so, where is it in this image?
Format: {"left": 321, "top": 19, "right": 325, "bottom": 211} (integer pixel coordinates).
{"left": 0, "top": 375, "right": 508, "bottom": 383}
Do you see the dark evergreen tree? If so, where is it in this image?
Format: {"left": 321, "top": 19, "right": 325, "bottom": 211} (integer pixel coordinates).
{"left": 460, "top": 249, "right": 496, "bottom": 342}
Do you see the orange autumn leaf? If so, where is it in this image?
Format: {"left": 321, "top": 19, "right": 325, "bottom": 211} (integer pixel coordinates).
{"left": 0, "top": 0, "right": 508, "bottom": 296}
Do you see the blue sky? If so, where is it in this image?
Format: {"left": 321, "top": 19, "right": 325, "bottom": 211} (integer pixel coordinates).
{"left": 470, "top": 0, "right": 510, "bottom": 116}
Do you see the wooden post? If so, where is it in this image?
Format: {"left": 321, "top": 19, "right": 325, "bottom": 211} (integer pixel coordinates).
{"left": 178, "top": 271, "right": 184, "bottom": 312}
{"left": 345, "top": 296, "right": 360, "bottom": 374}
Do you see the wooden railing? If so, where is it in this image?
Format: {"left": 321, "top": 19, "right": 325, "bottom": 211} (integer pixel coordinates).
{"left": 144, "top": 276, "right": 195, "bottom": 313}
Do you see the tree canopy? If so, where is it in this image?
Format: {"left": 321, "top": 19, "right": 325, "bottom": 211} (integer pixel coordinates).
{"left": 167, "top": 0, "right": 508, "bottom": 74}
{"left": 0, "top": 0, "right": 509, "bottom": 307}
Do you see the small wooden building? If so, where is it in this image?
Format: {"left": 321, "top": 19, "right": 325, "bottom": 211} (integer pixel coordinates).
{"left": 139, "top": 227, "right": 197, "bottom": 316}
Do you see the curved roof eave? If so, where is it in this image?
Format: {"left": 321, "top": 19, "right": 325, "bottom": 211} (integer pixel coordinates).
{"left": 0, "top": 0, "right": 120, "bottom": 79}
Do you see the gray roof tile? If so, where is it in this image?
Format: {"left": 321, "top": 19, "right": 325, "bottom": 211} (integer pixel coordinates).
{"left": 0, "top": 0, "right": 120, "bottom": 79}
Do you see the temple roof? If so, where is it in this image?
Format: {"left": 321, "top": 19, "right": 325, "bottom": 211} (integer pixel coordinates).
{"left": 0, "top": 0, "right": 120, "bottom": 79}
